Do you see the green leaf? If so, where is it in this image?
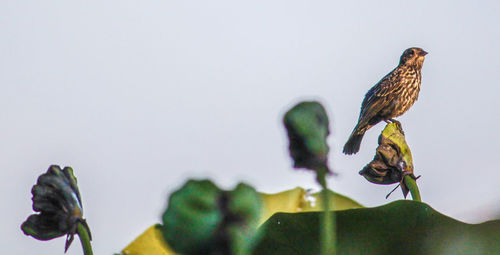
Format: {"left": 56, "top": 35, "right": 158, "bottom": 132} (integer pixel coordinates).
{"left": 121, "top": 187, "right": 363, "bottom": 255}
{"left": 161, "top": 179, "right": 262, "bottom": 255}
{"left": 254, "top": 200, "right": 500, "bottom": 255}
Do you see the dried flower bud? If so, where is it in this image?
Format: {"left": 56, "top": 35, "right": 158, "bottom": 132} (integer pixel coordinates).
{"left": 359, "top": 123, "right": 418, "bottom": 198}
{"left": 21, "top": 165, "right": 91, "bottom": 252}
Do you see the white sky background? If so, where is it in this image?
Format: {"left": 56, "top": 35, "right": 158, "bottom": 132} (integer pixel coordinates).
{"left": 1, "top": 0, "right": 500, "bottom": 254}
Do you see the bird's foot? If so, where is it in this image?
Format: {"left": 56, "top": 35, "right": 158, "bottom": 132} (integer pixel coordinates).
{"left": 389, "top": 118, "right": 401, "bottom": 125}
{"left": 389, "top": 119, "right": 404, "bottom": 135}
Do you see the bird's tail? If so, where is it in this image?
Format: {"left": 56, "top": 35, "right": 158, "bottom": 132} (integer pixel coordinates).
{"left": 343, "top": 127, "right": 366, "bottom": 155}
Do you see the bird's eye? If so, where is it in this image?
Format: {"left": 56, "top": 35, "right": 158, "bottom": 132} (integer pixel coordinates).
{"left": 407, "top": 50, "right": 414, "bottom": 56}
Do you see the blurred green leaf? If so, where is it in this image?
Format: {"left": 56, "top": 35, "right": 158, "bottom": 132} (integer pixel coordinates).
{"left": 161, "top": 179, "right": 262, "bottom": 255}
{"left": 122, "top": 187, "right": 363, "bottom": 255}
{"left": 253, "top": 200, "right": 500, "bottom": 255}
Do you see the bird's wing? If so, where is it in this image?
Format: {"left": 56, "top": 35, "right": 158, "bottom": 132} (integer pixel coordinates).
{"left": 358, "top": 68, "right": 402, "bottom": 126}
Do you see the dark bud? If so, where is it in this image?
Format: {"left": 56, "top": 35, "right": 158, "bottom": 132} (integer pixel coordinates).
{"left": 21, "top": 165, "right": 91, "bottom": 252}
{"left": 283, "top": 101, "right": 330, "bottom": 173}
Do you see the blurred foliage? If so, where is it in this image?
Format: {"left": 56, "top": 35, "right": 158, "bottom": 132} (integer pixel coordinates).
{"left": 160, "top": 180, "right": 262, "bottom": 255}
{"left": 122, "top": 187, "right": 363, "bottom": 255}
{"left": 254, "top": 200, "right": 500, "bottom": 255}
{"left": 258, "top": 187, "right": 362, "bottom": 225}
{"left": 283, "top": 101, "right": 336, "bottom": 255}
{"left": 124, "top": 189, "right": 500, "bottom": 255}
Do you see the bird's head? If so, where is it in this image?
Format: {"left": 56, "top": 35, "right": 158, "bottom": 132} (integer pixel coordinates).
{"left": 399, "top": 47, "right": 427, "bottom": 69}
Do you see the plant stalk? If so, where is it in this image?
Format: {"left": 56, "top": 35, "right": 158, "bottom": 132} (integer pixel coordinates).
{"left": 77, "top": 222, "right": 93, "bottom": 255}
{"left": 317, "top": 168, "right": 335, "bottom": 255}
{"left": 403, "top": 175, "right": 421, "bottom": 202}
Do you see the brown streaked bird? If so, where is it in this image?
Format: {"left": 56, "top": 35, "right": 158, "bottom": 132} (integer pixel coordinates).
{"left": 343, "top": 47, "right": 428, "bottom": 155}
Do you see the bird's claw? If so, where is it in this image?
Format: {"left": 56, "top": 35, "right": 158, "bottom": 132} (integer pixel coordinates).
{"left": 389, "top": 119, "right": 405, "bottom": 135}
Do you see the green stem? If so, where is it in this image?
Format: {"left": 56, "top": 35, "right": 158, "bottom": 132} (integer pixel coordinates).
{"left": 403, "top": 175, "right": 421, "bottom": 202}
{"left": 317, "top": 168, "right": 336, "bottom": 255}
{"left": 77, "top": 222, "right": 93, "bottom": 255}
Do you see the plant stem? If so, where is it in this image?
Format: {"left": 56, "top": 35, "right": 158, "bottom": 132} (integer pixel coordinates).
{"left": 403, "top": 175, "right": 421, "bottom": 202}
{"left": 317, "top": 168, "right": 335, "bottom": 255}
{"left": 77, "top": 222, "right": 93, "bottom": 255}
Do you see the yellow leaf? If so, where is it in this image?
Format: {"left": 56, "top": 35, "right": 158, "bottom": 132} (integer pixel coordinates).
{"left": 121, "top": 225, "right": 176, "bottom": 255}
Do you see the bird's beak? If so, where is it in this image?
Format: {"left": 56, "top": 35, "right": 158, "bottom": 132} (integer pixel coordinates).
{"left": 419, "top": 50, "right": 428, "bottom": 56}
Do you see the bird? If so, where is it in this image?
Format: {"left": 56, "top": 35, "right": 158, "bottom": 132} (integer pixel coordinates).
{"left": 343, "top": 47, "right": 428, "bottom": 155}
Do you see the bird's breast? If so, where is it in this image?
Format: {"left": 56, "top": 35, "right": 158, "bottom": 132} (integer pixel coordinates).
{"left": 393, "top": 71, "right": 421, "bottom": 117}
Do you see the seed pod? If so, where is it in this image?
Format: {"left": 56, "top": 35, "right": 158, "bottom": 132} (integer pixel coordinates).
{"left": 21, "top": 165, "right": 91, "bottom": 252}
{"left": 283, "top": 101, "right": 330, "bottom": 172}
{"left": 359, "top": 123, "right": 418, "bottom": 198}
